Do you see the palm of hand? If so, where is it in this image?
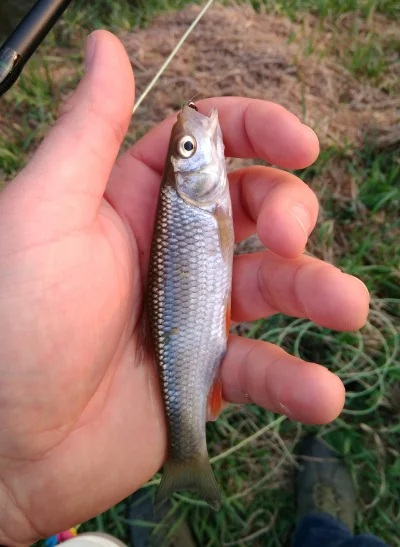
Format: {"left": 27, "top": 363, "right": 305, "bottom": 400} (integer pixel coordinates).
{"left": 1, "top": 180, "right": 167, "bottom": 543}
{"left": 0, "top": 195, "right": 148, "bottom": 454}
{"left": 0, "top": 32, "right": 369, "bottom": 546}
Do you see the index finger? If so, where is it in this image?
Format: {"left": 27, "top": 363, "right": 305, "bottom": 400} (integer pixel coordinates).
{"left": 130, "top": 97, "right": 319, "bottom": 173}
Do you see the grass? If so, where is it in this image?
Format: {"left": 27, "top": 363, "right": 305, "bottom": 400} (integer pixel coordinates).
{"left": 1, "top": 0, "right": 398, "bottom": 179}
{"left": 0, "top": 0, "right": 399, "bottom": 545}
{"left": 253, "top": 0, "right": 400, "bottom": 19}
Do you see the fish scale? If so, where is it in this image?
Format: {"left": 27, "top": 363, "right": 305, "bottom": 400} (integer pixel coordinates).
{"left": 150, "top": 185, "right": 229, "bottom": 456}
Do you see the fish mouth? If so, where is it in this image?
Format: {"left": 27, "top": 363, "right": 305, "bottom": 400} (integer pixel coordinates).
{"left": 186, "top": 100, "right": 215, "bottom": 118}
{"left": 178, "top": 103, "right": 219, "bottom": 138}
{"left": 180, "top": 103, "right": 218, "bottom": 121}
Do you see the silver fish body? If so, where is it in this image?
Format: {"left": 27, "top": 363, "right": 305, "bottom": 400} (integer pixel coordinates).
{"left": 148, "top": 104, "right": 234, "bottom": 510}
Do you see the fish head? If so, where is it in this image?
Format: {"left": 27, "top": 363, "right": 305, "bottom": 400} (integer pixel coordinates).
{"left": 169, "top": 104, "right": 227, "bottom": 208}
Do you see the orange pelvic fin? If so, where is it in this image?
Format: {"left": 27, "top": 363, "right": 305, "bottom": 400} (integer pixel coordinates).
{"left": 207, "top": 374, "right": 223, "bottom": 422}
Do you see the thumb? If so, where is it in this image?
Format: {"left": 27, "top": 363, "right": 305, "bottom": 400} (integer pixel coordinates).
{"left": 12, "top": 30, "right": 135, "bottom": 221}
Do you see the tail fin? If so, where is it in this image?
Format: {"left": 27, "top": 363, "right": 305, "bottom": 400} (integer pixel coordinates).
{"left": 155, "top": 457, "right": 221, "bottom": 512}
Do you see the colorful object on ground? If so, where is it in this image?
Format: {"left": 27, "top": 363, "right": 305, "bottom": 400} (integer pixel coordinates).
{"left": 45, "top": 528, "right": 78, "bottom": 545}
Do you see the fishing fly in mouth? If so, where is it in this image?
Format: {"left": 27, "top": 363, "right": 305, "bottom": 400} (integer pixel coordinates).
{"left": 148, "top": 101, "right": 234, "bottom": 511}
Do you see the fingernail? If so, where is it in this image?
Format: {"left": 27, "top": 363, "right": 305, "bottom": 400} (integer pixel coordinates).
{"left": 288, "top": 203, "right": 310, "bottom": 238}
{"left": 85, "top": 34, "right": 96, "bottom": 72}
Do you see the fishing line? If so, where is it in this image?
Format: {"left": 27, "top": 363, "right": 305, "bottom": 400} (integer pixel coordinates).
{"left": 132, "top": 0, "right": 215, "bottom": 115}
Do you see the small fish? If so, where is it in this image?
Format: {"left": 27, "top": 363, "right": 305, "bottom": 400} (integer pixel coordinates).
{"left": 148, "top": 102, "right": 234, "bottom": 511}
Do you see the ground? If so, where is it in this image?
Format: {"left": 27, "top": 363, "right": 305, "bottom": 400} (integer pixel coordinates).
{"left": 0, "top": 1, "right": 399, "bottom": 546}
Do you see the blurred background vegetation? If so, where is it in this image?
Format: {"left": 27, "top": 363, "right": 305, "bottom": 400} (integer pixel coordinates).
{"left": 0, "top": 1, "right": 399, "bottom": 546}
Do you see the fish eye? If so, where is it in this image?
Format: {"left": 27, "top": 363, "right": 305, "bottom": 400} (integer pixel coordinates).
{"left": 177, "top": 135, "right": 196, "bottom": 158}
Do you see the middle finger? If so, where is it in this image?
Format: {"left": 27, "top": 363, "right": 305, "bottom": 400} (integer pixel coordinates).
{"left": 230, "top": 165, "right": 319, "bottom": 258}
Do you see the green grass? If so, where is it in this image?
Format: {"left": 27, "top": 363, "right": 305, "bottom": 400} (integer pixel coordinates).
{"left": 60, "top": 0, "right": 400, "bottom": 30}
{"left": 0, "top": 0, "right": 399, "bottom": 545}
{"left": 252, "top": 0, "right": 400, "bottom": 19}
{"left": 60, "top": 0, "right": 204, "bottom": 34}
{"left": 298, "top": 145, "right": 400, "bottom": 299}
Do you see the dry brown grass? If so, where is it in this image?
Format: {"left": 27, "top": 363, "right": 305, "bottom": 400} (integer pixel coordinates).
{"left": 123, "top": 4, "right": 399, "bottom": 150}
{"left": 1, "top": 2, "right": 398, "bottom": 181}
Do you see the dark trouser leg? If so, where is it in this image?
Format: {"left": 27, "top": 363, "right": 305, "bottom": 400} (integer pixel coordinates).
{"left": 293, "top": 513, "right": 388, "bottom": 547}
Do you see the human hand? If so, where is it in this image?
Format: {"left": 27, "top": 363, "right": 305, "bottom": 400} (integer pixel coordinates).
{"left": 0, "top": 31, "right": 369, "bottom": 546}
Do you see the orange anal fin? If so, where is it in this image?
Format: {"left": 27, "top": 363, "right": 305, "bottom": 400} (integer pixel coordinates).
{"left": 207, "top": 374, "right": 223, "bottom": 422}
{"left": 207, "top": 296, "right": 230, "bottom": 422}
